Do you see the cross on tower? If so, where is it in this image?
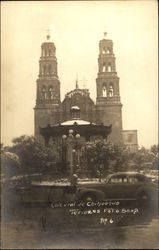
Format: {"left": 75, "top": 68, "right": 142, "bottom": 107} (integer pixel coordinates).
{"left": 81, "top": 77, "right": 87, "bottom": 89}
{"left": 75, "top": 73, "right": 79, "bottom": 89}
{"left": 104, "top": 26, "right": 107, "bottom": 38}
{"left": 46, "top": 28, "right": 51, "bottom": 40}
{"left": 74, "top": 75, "right": 87, "bottom": 89}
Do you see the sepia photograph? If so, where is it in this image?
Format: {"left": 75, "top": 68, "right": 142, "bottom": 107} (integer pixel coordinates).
{"left": 1, "top": 1, "right": 158, "bottom": 249}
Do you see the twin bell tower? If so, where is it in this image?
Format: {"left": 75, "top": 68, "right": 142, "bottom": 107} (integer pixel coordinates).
{"left": 34, "top": 31, "right": 123, "bottom": 144}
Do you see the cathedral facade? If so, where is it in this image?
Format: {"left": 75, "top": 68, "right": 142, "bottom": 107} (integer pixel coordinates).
{"left": 34, "top": 32, "right": 137, "bottom": 149}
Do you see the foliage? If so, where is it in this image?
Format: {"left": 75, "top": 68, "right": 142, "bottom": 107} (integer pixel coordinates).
{"left": 109, "top": 144, "right": 132, "bottom": 172}
{"left": 81, "top": 140, "right": 132, "bottom": 176}
{"left": 131, "top": 146, "right": 157, "bottom": 170}
{"left": 1, "top": 134, "right": 158, "bottom": 181}
{"left": 150, "top": 144, "right": 159, "bottom": 156}
{"left": 1, "top": 149, "right": 21, "bottom": 180}
{"left": 9, "top": 135, "right": 60, "bottom": 175}
{"left": 81, "top": 141, "right": 159, "bottom": 177}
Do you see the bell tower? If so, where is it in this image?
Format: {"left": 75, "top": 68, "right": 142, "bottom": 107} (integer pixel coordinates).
{"left": 34, "top": 32, "right": 61, "bottom": 138}
{"left": 96, "top": 32, "right": 123, "bottom": 143}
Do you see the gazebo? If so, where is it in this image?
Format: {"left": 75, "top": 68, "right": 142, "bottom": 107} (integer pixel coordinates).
{"left": 40, "top": 106, "right": 112, "bottom": 174}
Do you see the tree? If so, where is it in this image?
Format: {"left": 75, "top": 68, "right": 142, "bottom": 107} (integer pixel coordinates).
{"left": 150, "top": 144, "right": 159, "bottom": 156}
{"left": 81, "top": 140, "right": 110, "bottom": 174}
{"left": 1, "top": 150, "right": 21, "bottom": 182}
{"left": 81, "top": 140, "right": 132, "bottom": 177}
{"left": 109, "top": 144, "right": 132, "bottom": 172}
{"left": 9, "top": 135, "right": 58, "bottom": 175}
{"left": 150, "top": 144, "right": 159, "bottom": 169}
{"left": 132, "top": 146, "right": 156, "bottom": 170}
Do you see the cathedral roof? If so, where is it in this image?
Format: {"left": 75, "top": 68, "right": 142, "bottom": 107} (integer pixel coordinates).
{"left": 65, "top": 88, "right": 90, "bottom": 98}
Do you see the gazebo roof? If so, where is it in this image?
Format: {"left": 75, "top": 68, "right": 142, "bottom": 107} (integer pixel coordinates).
{"left": 40, "top": 118, "right": 112, "bottom": 143}
{"left": 58, "top": 119, "right": 95, "bottom": 126}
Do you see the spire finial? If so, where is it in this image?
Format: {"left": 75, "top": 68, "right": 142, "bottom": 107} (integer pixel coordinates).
{"left": 46, "top": 28, "right": 51, "bottom": 40}
{"left": 82, "top": 77, "right": 87, "bottom": 89}
{"left": 75, "top": 73, "right": 79, "bottom": 89}
{"left": 104, "top": 26, "right": 107, "bottom": 38}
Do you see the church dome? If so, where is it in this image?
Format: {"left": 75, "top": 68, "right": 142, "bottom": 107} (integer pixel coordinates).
{"left": 70, "top": 105, "right": 80, "bottom": 120}
{"left": 71, "top": 105, "right": 80, "bottom": 110}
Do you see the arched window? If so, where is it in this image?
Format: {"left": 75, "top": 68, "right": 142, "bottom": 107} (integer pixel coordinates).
{"left": 44, "top": 50, "right": 47, "bottom": 57}
{"left": 107, "top": 48, "right": 111, "bottom": 54}
{"left": 102, "top": 83, "right": 107, "bottom": 97}
{"left": 102, "top": 47, "right": 106, "bottom": 54}
{"left": 41, "top": 65, "right": 43, "bottom": 74}
{"left": 108, "top": 63, "right": 111, "bottom": 72}
{"left": 42, "top": 86, "right": 46, "bottom": 99}
{"left": 43, "top": 65, "right": 46, "bottom": 74}
{"left": 42, "top": 49, "right": 45, "bottom": 57}
{"left": 102, "top": 63, "right": 106, "bottom": 72}
{"left": 49, "top": 87, "right": 53, "bottom": 99}
{"left": 48, "top": 65, "right": 51, "bottom": 74}
{"left": 48, "top": 49, "right": 51, "bottom": 56}
{"left": 108, "top": 84, "right": 114, "bottom": 97}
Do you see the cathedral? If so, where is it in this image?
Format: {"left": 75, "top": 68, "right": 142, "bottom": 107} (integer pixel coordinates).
{"left": 34, "top": 32, "right": 138, "bottom": 151}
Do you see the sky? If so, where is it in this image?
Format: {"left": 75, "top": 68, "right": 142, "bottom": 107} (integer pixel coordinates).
{"left": 1, "top": 1, "right": 158, "bottom": 148}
